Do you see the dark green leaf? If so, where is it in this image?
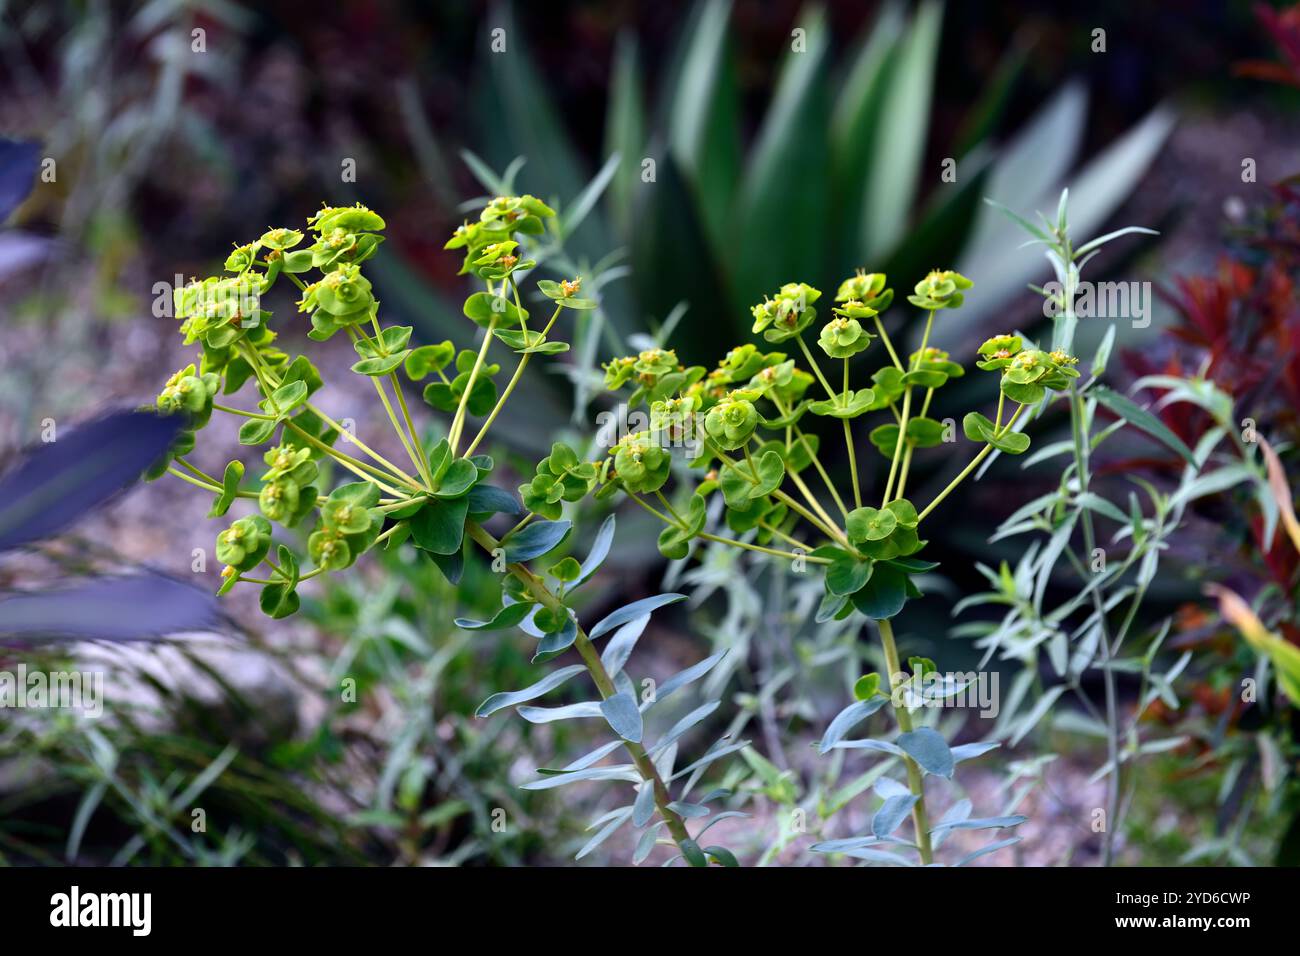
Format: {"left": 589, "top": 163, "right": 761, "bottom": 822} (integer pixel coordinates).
{"left": 409, "top": 497, "right": 469, "bottom": 555}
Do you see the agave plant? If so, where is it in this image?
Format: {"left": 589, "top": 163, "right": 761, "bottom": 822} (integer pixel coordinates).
{"left": 453, "top": 1, "right": 1172, "bottom": 364}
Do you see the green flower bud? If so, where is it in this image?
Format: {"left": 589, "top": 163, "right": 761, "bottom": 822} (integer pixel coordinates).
{"left": 650, "top": 394, "right": 700, "bottom": 431}
{"left": 976, "top": 334, "right": 1023, "bottom": 371}
{"left": 259, "top": 479, "right": 300, "bottom": 522}
{"left": 907, "top": 269, "right": 973, "bottom": 311}
{"left": 538, "top": 443, "right": 596, "bottom": 502}
{"left": 739, "top": 360, "right": 786, "bottom": 398}
{"left": 845, "top": 499, "right": 922, "bottom": 559}
{"left": 704, "top": 396, "right": 759, "bottom": 450}
{"left": 216, "top": 515, "right": 270, "bottom": 570}
{"left": 831, "top": 299, "right": 878, "bottom": 321}
{"left": 309, "top": 530, "right": 352, "bottom": 571}
{"left": 1002, "top": 349, "right": 1052, "bottom": 385}
{"left": 156, "top": 365, "right": 218, "bottom": 426}
{"left": 1041, "top": 349, "right": 1082, "bottom": 391}
{"left": 315, "top": 264, "right": 374, "bottom": 318}
{"left": 309, "top": 203, "right": 386, "bottom": 234}
{"left": 613, "top": 439, "right": 670, "bottom": 494}
{"left": 259, "top": 227, "right": 304, "bottom": 251}
{"left": 834, "top": 271, "right": 890, "bottom": 309}
{"left": 818, "top": 316, "right": 874, "bottom": 359}
{"left": 718, "top": 343, "right": 768, "bottom": 382}
{"left": 521, "top": 473, "right": 565, "bottom": 520}
{"left": 225, "top": 242, "right": 260, "bottom": 273}
{"left": 322, "top": 498, "right": 372, "bottom": 535}
{"left": 634, "top": 348, "right": 679, "bottom": 380}
{"left": 309, "top": 227, "right": 357, "bottom": 269}
{"left": 751, "top": 282, "right": 821, "bottom": 338}
{"left": 262, "top": 443, "right": 313, "bottom": 482}
{"left": 603, "top": 356, "right": 637, "bottom": 390}
{"left": 472, "top": 240, "right": 520, "bottom": 273}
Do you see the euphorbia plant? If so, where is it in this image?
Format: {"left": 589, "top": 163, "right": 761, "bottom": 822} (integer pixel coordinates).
{"left": 591, "top": 266, "right": 1082, "bottom": 864}
{"left": 151, "top": 189, "right": 1075, "bottom": 865}
{"left": 151, "top": 197, "right": 754, "bottom": 866}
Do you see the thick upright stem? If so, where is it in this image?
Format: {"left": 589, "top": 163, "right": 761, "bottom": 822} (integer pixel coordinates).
{"left": 464, "top": 522, "right": 694, "bottom": 853}
{"left": 876, "top": 617, "right": 934, "bottom": 865}
{"left": 1070, "top": 385, "right": 1120, "bottom": 866}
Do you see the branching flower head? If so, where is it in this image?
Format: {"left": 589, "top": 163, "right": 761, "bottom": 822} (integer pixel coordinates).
{"left": 445, "top": 194, "right": 554, "bottom": 278}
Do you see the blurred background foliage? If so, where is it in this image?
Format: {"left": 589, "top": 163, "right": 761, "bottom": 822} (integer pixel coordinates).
{"left": 2, "top": 0, "right": 1299, "bottom": 865}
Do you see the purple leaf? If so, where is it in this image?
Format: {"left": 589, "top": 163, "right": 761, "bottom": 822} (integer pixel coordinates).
{"left": 0, "top": 574, "right": 223, "bottom": 644}
{"left": 0, "top": 410, "right": 183, "bottom": 552}
{"left": 0, "top": 139, "right": 39, "bottom": 222}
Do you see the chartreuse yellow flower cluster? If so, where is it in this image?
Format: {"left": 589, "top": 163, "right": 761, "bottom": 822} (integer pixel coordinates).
{"left": 584, "top": 266, "right": 1078, "bottom": 865}
{"left": 591, "top": 268, "right": 1076, "bottom": 613}
{"left": 149, "top": 197, "right": 591, "bottom": 615}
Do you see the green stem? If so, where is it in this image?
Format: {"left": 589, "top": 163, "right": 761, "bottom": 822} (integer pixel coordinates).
{"left": 449, "top": 315, "right": 499, "bottom": 453}
{"left": 654, "top": 489, "right": 685, "bottom": 526}
{"left": 505, "top": 512, "right": 536, "bottom": 538}
{"left": 241, "top": 341, "right": 422, "bottom": 489}
{"left": 630, "top": 493, "right": 828, "bottom": 566}
{"left": 895, "top": 388, "right": 933, "bottom": 503}
{"left": 213, "top": 402, "right": 274, "bottom": 421}
{"left": 916, "top": 404, "right": 1025, "bottom": 523}
{"left": 283, "top": 419, "right": 410, "bottom": 497}
{"left": 914, "top": 310, "right": 935, "bottom": 364}
{"left": 626, "top": 492, "right": 676, "bottom": 527}
{"left": 757, "top": 521, "right": 813, "bottom": 552}
{"left": 707, "top": 440, "right": 850, "bottom": 549}
{"left": 697, "top": 532, "right": 830, "bottom": 564}
{"left": 345, "top": 327, "right": 431, "bottom": 488}
{"left": 771, "top": 393, "right": 849, "bottom": 520}
{"left": 843, "top": 359, "right": 864, "bottom": 510}
{"left": 882, "top": 387, "right": 912, "bottom": 505}
{"left": 508, "top": 277, "right": 529, "bottom": 333}
{"left": 174, "top": 457, "right": 221, "bottom": 486}
{"left": 873, "top": 315, "right": 904, "bottom": 371}
{"left": 796, "top": 334, "right": 837, "bottom": 401}
{"left": 786, "top": 464, "right": 845, "bottom": 546}
{"left": 390, "top": 372, "right": 432, "bottom": 480}
{"left": 166, "top": 467, "right": 225, "bottom": 494}
{"left": 882, "top": 311, "right": 935, "bottom": 505}
{"left": 876, "top": 617, "right": 934, "bottom": 865}
{"left": 464, "top": 305, "right": 562, "bottom": 458}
